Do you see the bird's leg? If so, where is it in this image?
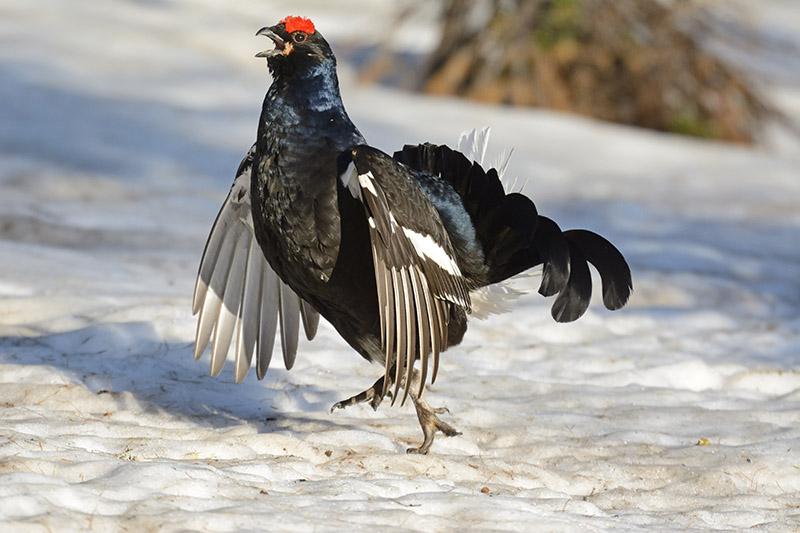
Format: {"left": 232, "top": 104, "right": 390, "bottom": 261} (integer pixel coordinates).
{"left": 405, "top": 370, "right": 461, "bottom": 455}
{"left": 330, "top": 369, "right": 394, "bottom": 413}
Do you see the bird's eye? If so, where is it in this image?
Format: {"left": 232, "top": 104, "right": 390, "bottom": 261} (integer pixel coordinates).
{"left": 292, "top": 32, "right": 307, "bottom": 43}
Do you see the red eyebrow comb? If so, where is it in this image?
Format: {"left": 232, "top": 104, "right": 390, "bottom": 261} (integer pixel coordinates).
{"left": 281, "top": 16, "right": 315, "bottom": 34}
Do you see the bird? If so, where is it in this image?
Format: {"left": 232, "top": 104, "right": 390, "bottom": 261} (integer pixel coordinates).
{"left": 192, "top": 16, "right": 632, "bottom": 454}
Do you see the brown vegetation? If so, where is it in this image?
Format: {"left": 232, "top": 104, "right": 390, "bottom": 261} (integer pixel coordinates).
{"left": 422, "top": 0, "right": 772, "bottom": 143}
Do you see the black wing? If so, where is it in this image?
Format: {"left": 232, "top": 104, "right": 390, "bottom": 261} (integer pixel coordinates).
{"left": 341, "top": 145, "right": 471, "bottom": 404}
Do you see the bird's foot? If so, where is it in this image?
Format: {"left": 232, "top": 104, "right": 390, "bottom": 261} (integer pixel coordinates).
{"left": 330, "top": 375, "right": 391, "bottom": 413}
{"left": 406, "top": 396, "right": 461, "bottom": 455}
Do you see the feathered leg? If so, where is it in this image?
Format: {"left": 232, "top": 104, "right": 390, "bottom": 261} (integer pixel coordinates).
{"left": 406, "top": 370, "right": 460, "bottom": 454}
{"left": 331, "top": 366, "right": 460, "bottom": 453}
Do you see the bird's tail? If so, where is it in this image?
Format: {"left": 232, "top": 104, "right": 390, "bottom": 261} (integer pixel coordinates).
{"left": 393, "top": 133, "right": 632, "bottom": 323}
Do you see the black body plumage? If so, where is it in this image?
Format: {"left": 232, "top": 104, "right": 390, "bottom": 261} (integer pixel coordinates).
{"left": 193, "top": 17, "right": 632, "bottom": 453}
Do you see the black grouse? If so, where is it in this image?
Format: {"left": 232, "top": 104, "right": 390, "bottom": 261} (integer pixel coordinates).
{"left": 192, "top": 16, "right": 632, "bottom": 454}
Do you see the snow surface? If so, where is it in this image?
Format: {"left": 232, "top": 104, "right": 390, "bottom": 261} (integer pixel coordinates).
{"left": 1, "top": 0, "right": 799, "bottom": 531}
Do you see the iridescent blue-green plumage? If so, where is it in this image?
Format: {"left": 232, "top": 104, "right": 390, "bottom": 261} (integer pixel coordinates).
{"left": 193, "top": 17, "right": 631, "bottom": 454}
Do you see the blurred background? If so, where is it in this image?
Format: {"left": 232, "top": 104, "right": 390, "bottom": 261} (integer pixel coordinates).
{"left": 2, "top": 0, "right": 797, "bottom": 321}
{"left": 1, "top": 1, "right": 799, "bottom": 529}
{"left": 366, "top": 0, "right": 795, "bottom": 144}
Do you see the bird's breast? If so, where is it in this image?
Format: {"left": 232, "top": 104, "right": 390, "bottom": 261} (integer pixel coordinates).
{"left": 250, "top": 131, "right": 346, "bottom": 292}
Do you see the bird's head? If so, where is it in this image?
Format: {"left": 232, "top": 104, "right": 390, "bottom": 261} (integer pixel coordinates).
{"left": 256, "top": 16, "right": 334, "bottom": 78}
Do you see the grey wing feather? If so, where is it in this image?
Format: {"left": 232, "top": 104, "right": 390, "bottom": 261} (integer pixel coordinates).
{"left": 278, "top": 283, "right": 300, "bottom": 370}
{"left": 300, "top": 300, "right": 320, "bottom": 340}
{"left": 256, "top": 266, "right": 279, "bottom": 380}
{"left": 193, "top": 151, "right": 320, "bottom": 381}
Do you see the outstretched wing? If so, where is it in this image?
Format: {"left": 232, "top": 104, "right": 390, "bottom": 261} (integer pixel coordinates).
{"left": 342, "top": 145, "right": 471, "bottom": 405}
{"left": 193, "top": 146, "right": 320, "bottom": 383}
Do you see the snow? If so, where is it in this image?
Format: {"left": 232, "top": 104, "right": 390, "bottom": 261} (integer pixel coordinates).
{"left": 1, "top": 0, "right": 800, "bottom": 531}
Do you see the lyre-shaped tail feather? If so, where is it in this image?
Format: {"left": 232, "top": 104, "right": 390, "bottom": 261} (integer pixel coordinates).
{"left": 394, "top": 130, "right": 632, "bottom": 322}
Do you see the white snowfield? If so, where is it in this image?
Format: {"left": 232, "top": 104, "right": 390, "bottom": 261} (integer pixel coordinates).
{"left": 1, "top": 0, "right": 799, "bottom": 531}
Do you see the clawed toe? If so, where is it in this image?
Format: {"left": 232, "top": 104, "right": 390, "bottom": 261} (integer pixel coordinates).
{"left": 330, "top": 391, "right": 373, "bottom": 413}
{"left": 435, "top": 418, "right": 461, "bottom": 437}
{"left": 330, "top": 400, "right": 348, "bottom": 413}
{"left": 405, "top": 419, "right": 460, "bottom": 455}
{"left": 331, "top": 375, "right": 390, "bottom": 414}
{"left": 329, "top": 369, "right": 459, "bottom": 454}
{"left": 408, "top": 396, "right": 460, "bottom": 454}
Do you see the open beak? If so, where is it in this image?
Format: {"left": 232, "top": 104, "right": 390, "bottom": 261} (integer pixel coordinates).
{"left": 255, "top": 26, "right": 289, "bottom": 58}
